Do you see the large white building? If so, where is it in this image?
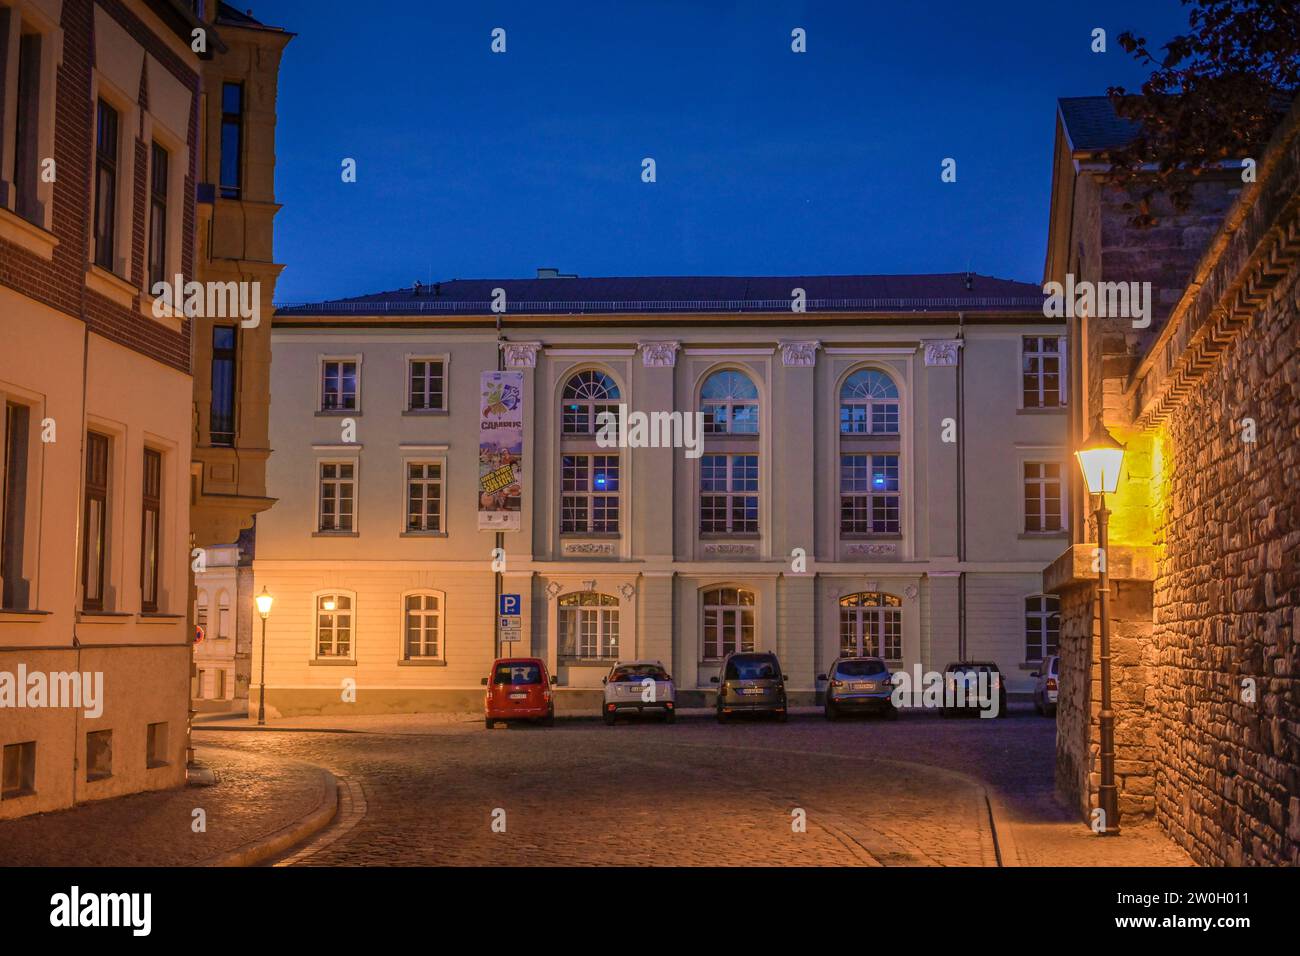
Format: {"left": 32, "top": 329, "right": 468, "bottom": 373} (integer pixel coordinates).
{"left": 252, "top": 273, "right": 1065, "bottom": 715}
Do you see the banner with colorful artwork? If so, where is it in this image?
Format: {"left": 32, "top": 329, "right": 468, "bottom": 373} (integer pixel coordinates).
{"left": 478, "top": 370, "right": 524, "bottom": 531}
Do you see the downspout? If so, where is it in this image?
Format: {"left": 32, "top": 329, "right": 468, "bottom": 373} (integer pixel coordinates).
{"left": 956, "top": 312, "right": 967, "bottom": 661}
{"left": 494, "top": 310, "right": 503, "bottom": 658}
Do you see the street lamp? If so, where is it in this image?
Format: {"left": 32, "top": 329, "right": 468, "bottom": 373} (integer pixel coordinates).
{"left": 255, "top": 587, "right": 273, "bottom": 726}
{"left": 1075, "top": 414, "right": 1126, "bottom": 836}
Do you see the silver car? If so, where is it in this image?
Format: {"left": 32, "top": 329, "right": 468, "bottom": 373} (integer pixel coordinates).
{"left": 1032, "top": 654, "right": 1060, "bottom": 716}
{"left": 819, "top": 656, "right": 898, "bottom": 719}
{"left": 602, "top": 660, "right": 677, "bottom": 724}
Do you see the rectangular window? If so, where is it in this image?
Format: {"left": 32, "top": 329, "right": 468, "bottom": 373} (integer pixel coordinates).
{"left": 85, "top": 730, "right": 113, "bottom": 781}
{"left": 93, "top": 100, "right": 118, "bottom": 271}
{"left": 140, "top": 449, "right": 161, "bottom": 612}
{"left": 148, "top": 142, "right": 169, "bottom": 288}
{"left": 701, "top": 588, "right": 755, "bottom": 660}
{"left": 210, "top": 326, "right": 236, "bottom": 446}
{"left": 213, "top": 669, "right": 226, "bottom": 698}
{"left": 1, "top": 740, "right": 35, "bottom": 798}
{"left": 699, "top": 454, "right": 758, "bottom": 534}
{"left": 1025, "top": 595, "right": 1061, "bottom": 660}
{"left": 12, "top": 31, "right": 42, "bottom": 224}
{"left": 316, "top": 593, "right": 352, "bottom": 658}
{"left": 220, "top": 82, "right": 242, "bottom": 199}
{"left": 407, "top": 359, "right": 445, "bottom": 411}
{"left": 839, "top": 453, "right": 900, "bottom": 534}
{"left": 321, "top": 359, "right": 358, "bottom": 411}
{"left": 1023, "top": 336, "right": 1066, "bottom": 408}
{"left": 404, "top": 593, "right": 441, "bottom": 659}
{"left": 1023, "top": 462, "right": 1064, "bottom": 533}
{"left": 406, "top": 462, "right": 443, "bottom": 533}
{"left": 560, "top": 454, "right": 620, "bottom": 534}
{"left": 146, "top": 722, "right": 169, "bottom": 768}
{"left": 318, "top": 462, "right": 355, "bottom": 532}
{"left": 82, "top": 432, "right": 109, "bottom": 610}
{"left": 2, "top": 402, "right": 31, "bottom": 609}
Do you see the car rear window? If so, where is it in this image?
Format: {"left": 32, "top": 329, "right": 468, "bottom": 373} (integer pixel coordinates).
{"left": 610, "top": 665, "right": 668, "bottom": 682}
{"left": 835, "top": 659, "right": 888, "bottom": 677}
{"left": 1049, "top": 657, "right": 1060, "bottom": 676}
{"left": 493, "top": 663, "right": 542, "bottom": 685}
{"left": 725, "top": 656, "right": 780, "bottom": 680}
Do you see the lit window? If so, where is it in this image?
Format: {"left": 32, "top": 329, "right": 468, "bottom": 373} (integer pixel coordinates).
{"left": 561, "top": 455, "right": 620, "bottom": 534}
{"left": 558, "top": 592, "right": 619, "bottom": 659}
{"left": 701, "top": 587, "right": 755, "bottom": 660}
{"left": 838, "top": 592, "right": 902, "bottom": 659}
{"left": 840, "top": 454, "right": 900, "bottom": 534}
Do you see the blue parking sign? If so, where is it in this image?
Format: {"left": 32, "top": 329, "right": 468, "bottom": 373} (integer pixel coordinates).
{"left": 499, "top": 593, "right": 521, "bottom": 616}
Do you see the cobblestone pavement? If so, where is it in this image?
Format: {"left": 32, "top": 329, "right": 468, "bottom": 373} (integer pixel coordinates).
{"left": 0, "top": 743, "right": 332, "bottom": 867}
{"left": 198, "top": 704, "right": 1192, "bottom": 867}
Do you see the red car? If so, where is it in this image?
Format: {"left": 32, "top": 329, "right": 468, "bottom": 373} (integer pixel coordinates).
{"left": 482, "top": 657, "right": 557, "bottom": 728}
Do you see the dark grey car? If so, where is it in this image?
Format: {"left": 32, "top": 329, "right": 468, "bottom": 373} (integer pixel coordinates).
{"left": 712, "top": 651, "right": 789, "bottom": 722}
{"left": 819, "top": 656, "right": 898, "bottom": 719}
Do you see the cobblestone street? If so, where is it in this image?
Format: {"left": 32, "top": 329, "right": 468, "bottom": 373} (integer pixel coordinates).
{"left": 193, "top": 705, "right": 1191, "bottom": 867}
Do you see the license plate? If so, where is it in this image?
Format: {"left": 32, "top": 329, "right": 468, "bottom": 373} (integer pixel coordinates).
{"left": 741, "top": 687, "right": 764, "bottom": 696}
{"left": 509, "top": 693, "right": 527, "bottom": 700}
{"left": 852, "top": 682, "right": 875, "bottom": 690}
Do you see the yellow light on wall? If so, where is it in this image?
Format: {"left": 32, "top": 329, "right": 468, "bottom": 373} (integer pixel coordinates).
{"left": 1075, "top": 415, "right": 1126, "bottom": 495}
{"left": 255, "top": 587, "right": 274, "bottom": 619}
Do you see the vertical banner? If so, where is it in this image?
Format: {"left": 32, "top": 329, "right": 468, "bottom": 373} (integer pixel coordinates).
{"left": 478, "top": 370, "right": 524, "bottom": 531}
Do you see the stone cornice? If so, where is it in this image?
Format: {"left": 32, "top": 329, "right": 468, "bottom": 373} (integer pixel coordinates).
{"left": 1130, "top": 95, "right": 1300, "bottom": 430}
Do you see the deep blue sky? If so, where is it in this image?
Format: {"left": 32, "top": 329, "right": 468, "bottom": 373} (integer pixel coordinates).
{"left": 255, "top": 0, "right": 1191, "bottom": 304}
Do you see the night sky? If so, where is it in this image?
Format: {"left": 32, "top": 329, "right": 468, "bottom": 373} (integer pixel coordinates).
{"left": 257, "top": 0, "right": 1192, "bottom": 304}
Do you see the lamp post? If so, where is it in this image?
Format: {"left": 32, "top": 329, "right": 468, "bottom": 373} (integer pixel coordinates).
{"left": 255, "top": 587, "right": 273, "bottom": 726}
{"left": 1075, "top": 414, "right": 1126, "bottom": 836}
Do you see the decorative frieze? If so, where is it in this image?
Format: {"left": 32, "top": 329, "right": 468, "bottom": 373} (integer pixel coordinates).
{"left": 561, "top": 541, "right": 617, "bottom": 556}
{"left": 638, "top": 341, "right": 680, "bottom": 367}
{"left": 701, "top": 542, "right": 758, "bottom": 556}
{"left": 843, "top": 543, "right": 897, "bottom": 557}
{"left": 501, "top": 341, "right": 542, "bottom": 368}
{"left": 779, "top": 340, "right": 820, "bottom": 367}
{"left": 922, "top": 339, "right": 962, "bottom": 366}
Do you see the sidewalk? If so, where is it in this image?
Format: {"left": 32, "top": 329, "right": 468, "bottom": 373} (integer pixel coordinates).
{"left": 0, "top": 742, "right": 337, "bottom": 867}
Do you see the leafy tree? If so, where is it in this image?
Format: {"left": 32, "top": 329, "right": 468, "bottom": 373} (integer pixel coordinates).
{"left": 1106, "top": 0, "right": 1299, "bottom": 226}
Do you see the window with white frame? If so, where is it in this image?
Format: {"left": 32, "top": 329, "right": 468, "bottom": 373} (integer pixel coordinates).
{"left": 406, "top": 461, "right": 443, "bottom": 533}
{"left": 840, "top": 369, "right": 900, "bottom": 434}
{"left": 407, "top": 359, "right": 446, "bottom": 411}
{"left": 315, "top": 593, "right": 352, "bottom": 658}
{"left": 195, "top": 590, "right": 208, "bottom": 633}
{"left": 1025, "top": 594, "right": 1060, "bottom": 661}
{"left": 557, "top": 592, "right": 619, "bottom": 659}
{"left": 1023, "top": 462, "right": 1064, "bottom": 532}
{"left": 838, "top": 592, "right": 902, "bottom": 659}
{"left": 560, "top": 454, "right": 620, "bottom": 534}
{"left": 1022, "top": 337, "right": 1066, "bottom": 408}
{"left": 840, "top": 453, "right": 900, "bottom": 534}
{"left": 321, "top": 359, "right": 358, "bottom": 411}
{"left": 318, "top": 461, "right": 355, "bottom": 532}
{"left": 561, "top": 370, "right": 620, "bottom": 435}
{"left": 700, "top": 370, "right": 759, "bottom": 434}
{"left": 404, "top": 592, "right": 442, "bottom": 659}
{"left": 700, "top": 454, "right": 758, "bottom": 534}
{"left": 701, "top": 587, "right": 755, "bottom": 660}
{"left": 92, "top": 98, "right": 120, "bottom": 272}
{"left": 216, "top": 591, "right": 231, "bottom": 638}
{"left": 0, "top": 8, "right": 55, "bottom": 229}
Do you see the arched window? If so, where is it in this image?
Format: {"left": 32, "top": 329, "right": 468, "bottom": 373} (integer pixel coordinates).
{"left": 195, "top": 590, "right": 209, "bottom": 632}
{"left": 217, "top": 590, "right": 231, "bottom": 639}
{"left": 840, "top": 369, "right": 900, "bottom": 435}
{"left": 838, "top": 592, "right": 902, "bottom": 660}
{"left": 315, "top": 592, "right": 354, "bottom": 659}
{"left": 701, "top": 370, "right": 759, "bottom": 434}
{"left": 403, "top": 591, "right": 443, "bottom": 660}
{"left": 701, "top": 587, "right": 755, "bottom": 660}
{"left": 561, "top": 370, "right": 620, "bottom": 435}
{"left": 1024, "top": 594, "right": 1060, "bottom": 661}
{"left": 558, "top": 592, "right": 620, "bottom": 659}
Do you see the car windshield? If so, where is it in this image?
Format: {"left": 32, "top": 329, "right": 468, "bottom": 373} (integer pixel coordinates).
{"left": 835, "top": 660, "right": 888, "bottom": 677}
{"left": 493, "top": 663, "right": 541, "bottom": 685}
{"left": 610, "top": 665, "right": 668, "bottom": 682}
{"left": 725, "top": 656, "right": 780, "bottom": 680}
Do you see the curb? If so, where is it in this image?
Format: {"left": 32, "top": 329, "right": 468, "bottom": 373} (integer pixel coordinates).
{"left": 199, "top": 769, "right": 341, "bottom": 868}
{"left": 983, "top": 790, "right": 1023, "bottom": 867}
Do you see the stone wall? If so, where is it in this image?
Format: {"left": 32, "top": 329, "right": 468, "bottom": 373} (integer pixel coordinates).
{"left": 1149, "top": 256, "right": 1300, "bottom": 866}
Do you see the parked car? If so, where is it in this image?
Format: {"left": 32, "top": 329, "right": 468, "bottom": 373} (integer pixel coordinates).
{"left": 711, "top": 651, "right": 788, "bottom": 722}
{"left": 602, "top": 660, "right": 677, "bottom": 724}
{"left": 1032, "top": 654, "right": 1060, "bottom": 716}
{"left": 482, "top": 657, "right": 557, "bottom": 727}
{"left": 819, "top": 656, "right": 898, "bottom": 720}
{"left": 941, "top": 661, "right": 1008, "bottom": 718}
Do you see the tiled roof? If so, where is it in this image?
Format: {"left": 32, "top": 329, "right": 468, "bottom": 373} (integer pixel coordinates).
{"left": 276, "top": 273, "right": 1045, "bottom": 316}
{"left": 1058, "top": 96, "right": 1142, "bottom": 152}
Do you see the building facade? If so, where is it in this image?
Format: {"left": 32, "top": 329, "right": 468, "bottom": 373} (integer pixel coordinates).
{"left": 254, "top": 274, "right": 1069, "bottom": 716}
{"left": 0, "top": 0, "right": 207, "bottom": 819}
{"left": 1044, "top": 95, "right": 1300, "bottom": 865}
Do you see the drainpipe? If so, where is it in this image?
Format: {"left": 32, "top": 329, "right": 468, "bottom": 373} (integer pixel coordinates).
{"left": 956, "top": 313, "right": 967, "bottom": 661}
{"left": 494, "top": 312, "right": 503, "bottom": 658}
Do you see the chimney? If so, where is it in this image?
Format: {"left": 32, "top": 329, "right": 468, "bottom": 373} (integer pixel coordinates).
{"left": 536, "top": 267, "right": 576, "bottom": 279}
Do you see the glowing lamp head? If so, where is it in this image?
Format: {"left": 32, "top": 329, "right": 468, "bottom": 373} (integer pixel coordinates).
{"left": 1075, "top": 415, "right": 1126, "bottom": 495}
{"left": 255, "top": 587, "right": 274, "bottom": 619}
